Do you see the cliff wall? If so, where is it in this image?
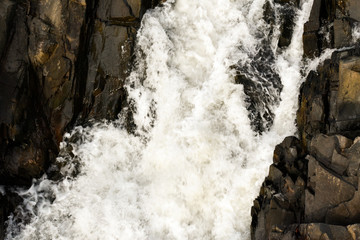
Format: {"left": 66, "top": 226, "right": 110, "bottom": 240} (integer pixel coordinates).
{"left": 251, "top": 0, "right": 360, "bottom": 239}
{"left": 0, "top": 0, "right": 163, "bottom": 186}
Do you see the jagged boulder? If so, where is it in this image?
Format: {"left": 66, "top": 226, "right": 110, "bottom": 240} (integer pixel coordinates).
{"left": 251, "top": 136, "right": 306, "bottom": 240}
{"left": 251, "top": 133, "right": 360, "bottom": 239}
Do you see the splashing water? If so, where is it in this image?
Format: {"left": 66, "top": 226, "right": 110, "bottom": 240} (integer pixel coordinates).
{"left": 6, "top": 0, "right": 315, "bottom": 239}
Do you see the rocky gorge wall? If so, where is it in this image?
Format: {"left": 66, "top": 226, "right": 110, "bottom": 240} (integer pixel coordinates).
{"left": 251, "top": 0, "right": 360, "bottom": 239}
{"left": 0, "top": 0, "right": 164, "bottom": 187}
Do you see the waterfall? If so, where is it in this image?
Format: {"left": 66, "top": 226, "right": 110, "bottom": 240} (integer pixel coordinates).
{"left": 6, "top": 0, "right": 314, "bottom": 239}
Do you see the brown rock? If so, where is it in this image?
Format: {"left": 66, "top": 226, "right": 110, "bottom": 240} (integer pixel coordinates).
{"left": 326, "top": 187, "right": 360, "bottom": 225}
{"left": 0, "top": 0, "right": 159, "bottom": 186}
{"left": 305, "top": 155, "right": 356, "bottom": 223}
{"left": 304, "top": 0, "right": 321, "bottom": 32}
{"left": 330, "top": 149, "right": 349, "bottom": 174}
{"left": 349, "top": 0, "right": 360, "bottom": 21}
{"left": 334, "top": 19, "right": 352, "bottom": 48}
{"left": 299, "top": 223, "right": 352, "bottom": 240}
{"left": 309, "top": 134, "right": 338, "bottom": 166}
{"left": 335, "top": 135, "right": 353, "bottom": 150}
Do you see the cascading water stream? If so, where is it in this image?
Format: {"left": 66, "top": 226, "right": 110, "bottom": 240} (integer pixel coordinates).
{"left": 5, "top": 0, "right": 315, "bottom": 239}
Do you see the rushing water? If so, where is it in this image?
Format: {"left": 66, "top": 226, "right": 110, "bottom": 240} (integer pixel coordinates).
{"left": 6, "top": 0, "right": 315, "bottom": 239}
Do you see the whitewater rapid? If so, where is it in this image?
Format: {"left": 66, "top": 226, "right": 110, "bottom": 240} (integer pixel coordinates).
{"left": 6, "top": 0, "right": 314, "bottom": 239}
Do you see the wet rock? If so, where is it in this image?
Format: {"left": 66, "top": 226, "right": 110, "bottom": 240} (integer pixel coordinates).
{"left": 110, "top": 0, "right": 141, "bottom": 19}
{"left": 0, "top": 0, "right": 164, "bottom": 236}
{"left": 297, "top": 50, "right": 360, "bottom": 146}
{"left": 234, "top": 45, "right": 282, "bottom": 133}
{"left": 305, "top": 154, "right": 356, "bottom": 222}
{"left": 309, "top": 134, "right": 342, "bottom": 165}
{"left": 302, "top": 0, "right": 321, "bottom": 57}
{"left": 331, "top": 149, "right": 349, "bottom": 174}
{"left": 0, "top": 4, "right": 56, "bottom": 185}
{"left": 81, "top": 20, "right": 135, "bottom": 120}
{"left": 303, "top": 32, "right": 319, "bottom": 58}
{"left": 0, "top": 0, "right": 162, "bottom": 187}
{"left": 0, "top": 189, "right": 23, "bottom": 240}
{"left": 331, "top": 57, "right": 360, "bottom": 135}
{"left": 252, "top": 132, "right": 360, "bottom": 239}
{"left": 297, "top": 67, "right": 329, "bottom": 147}
{"left": 273, "top": 136, "right": 304, "bottom": 178}
{"left": 334, "top": 19, "right": 352, "bottom": 48}
{"left": 304, "top": 0, "right": 321, "bottom": 33}
{"left": 270, "top": 223, "right": 354, "bottom": 240}
{"left": 349, "top": 0, "right": 360, "bottom": 21}
{"left": 343, "top": 140, "right": 360, "bottom": 176}
{"left": 28, "top": 0, "right": 86, "bottom": 144}
{"left": 251, "top": 131, "right": 360, "bottom": 240}
{"left": 303, "top": 0, "right": 360, "bottom": 58}
{"left": 0, "top": 0, "right": 16, "bottom": 58}
{"left": 251, "top": 137, "right": 306, "bottom": 240}
{"left": 326, "top": 190, "right": 360, "bottom": 225}
{"left": 277, "top": 2, "right": 298, "bottom": 48}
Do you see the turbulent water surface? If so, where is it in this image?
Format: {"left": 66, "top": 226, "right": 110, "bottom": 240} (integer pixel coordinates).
{"left": 6, "top": 0, "right": 315, "bottom": 239}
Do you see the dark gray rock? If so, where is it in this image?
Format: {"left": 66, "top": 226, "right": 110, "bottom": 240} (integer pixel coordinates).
{"left": 270, "top": 223, "right": 354, "bottom": 240}
{"left": 0, "top": 0, "right": 15, "bottom": 58}
{"left": 251, "top": 136, "right": 306, "bottom": 240}
{"left": 0, "top": 0, "right": 162, "bottom": 186}
{"left": 334, "top": 19, "right": 352, "bottom": 48}
{"left": 305, "top": 154, "right": 356, "bottom": 222}
{"left": 349, "top": 0, "right": 360, "bottom": 21}
{"left": 304, "top": 0, "right": 321, "bottom": 33}
{"left": 309, "top": 134, "right": 338, "bottom": 165}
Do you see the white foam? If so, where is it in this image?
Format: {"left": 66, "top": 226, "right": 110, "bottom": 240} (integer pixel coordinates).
{"left": 353, "top": 22, "right": 360, "bottom": 43}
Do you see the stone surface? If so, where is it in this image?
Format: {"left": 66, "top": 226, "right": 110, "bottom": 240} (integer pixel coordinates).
{"left": 0, "top": 0, "right": 162, "bottom": 186}
{"left": 297, "top": 49, "right": 360, "bottom": 146}
{"left": 336, "top": 57, "right": 360, "bottom": 122}
{"left": 251, "top": 137, "right": 306, "bottom": 240}
{"left": 349, "top": 0, "right": 360, "bottom": 21}
{"left": 0, "top": 0, "right": 15, "bottom": 58}
{"left": 302, "top": 0, "right": 360, "bottom": 58}
{"left": 334, "top": 19, "right": 352, "bottom": 48}
{"left": 305, "top": 154, "right": 356, "bottom": 223}
{"left": 269, "top": 223, "right": 355, "bottom": 240}
{"left": 252, "top": 133, "right": 360, "bottom": 239}
{"left": 309, "top": 134, "right": 338, "bottom": 165}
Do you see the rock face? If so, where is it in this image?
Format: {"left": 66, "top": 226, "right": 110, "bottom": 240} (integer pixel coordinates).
{"left": 252, "top": 132, "right": 360, "bottom": 239}
{"left": 251, "top": 0, "right": 360, "bottom": 237}
{"left": 297, "top": 49, "right": 360, "bottom": 147}
{"left": 0, "top": 0, "right": 161, "bottom": 186}
{"left": 303, "top": 0, "right": 360, "bottom": 58}
{"left": 0, "top": 1, "right": 163, "bottom": 237}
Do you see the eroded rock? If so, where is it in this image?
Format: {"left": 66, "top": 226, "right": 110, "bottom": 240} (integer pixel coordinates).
{"left": 0, "top": 0, "right": 163, "bottom": 186}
